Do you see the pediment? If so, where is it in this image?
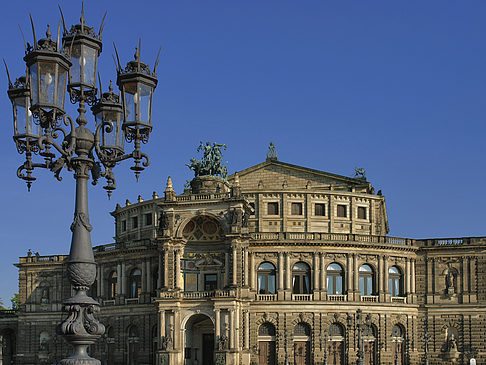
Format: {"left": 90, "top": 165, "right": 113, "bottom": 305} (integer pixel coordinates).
{"left": 229, "top": 160, "right": 366, "bottom": 191}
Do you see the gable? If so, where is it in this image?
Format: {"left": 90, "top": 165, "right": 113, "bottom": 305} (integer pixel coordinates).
{"left": 229, "top": 160, "right": 366, "bottom": 191}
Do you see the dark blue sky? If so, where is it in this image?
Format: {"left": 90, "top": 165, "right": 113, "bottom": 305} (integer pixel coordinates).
{"left": 0, "top": 1, "right": 485, "bottom": 305}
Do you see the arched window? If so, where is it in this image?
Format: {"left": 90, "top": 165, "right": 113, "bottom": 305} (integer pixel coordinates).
{"left": 389, "top": 266, "right": 403, "bottom": 297}
{"left": 292, "top": 262, "right": 311, "bottom": 294}
{"left": 258, "top": 323, "right": 276, "bottom": 365}
{"left": 106, "top": 271, "right": 117, "bottom": 299}
{"left": 294, "top": 323, "right": 311, "bottom": 365}
{"left": 359, "top": 264, "right": 375, "bottom": 296}
{"left": 259, "top": 322, "right": 276, "bottom": 336}
{"left": 327, "top": 263, "right": 344, "bottom": 295}
{"left": 258, "top": 262, "right": 276, "bottom": 294}
{"left": 391, "top": 325, "right": 405, "bottom": 365}
{"left": 105, "top": 326, "right": 115, "bottom": 365}
{"left": 363, "top": 324, "right": 377, "bottom": 365}
{"left": 129, "top": 269, "right": 142, "bottom": 298}
{"left": 328, "top": 323, "right": 345, "bottom": 365}
{"left": 127, "top": 325, "right": 139, "bottom": 365}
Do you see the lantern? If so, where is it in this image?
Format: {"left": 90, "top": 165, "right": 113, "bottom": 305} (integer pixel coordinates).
{"left": 8, "top": 76, "right": 41, "bottom": 142}
{"left": 63, "top": 21, "right": 102, "bottom": 98}
{"left": 23, "top": 26, "right": 71, "bottom": 125}
{"left": 117, "top": 48, "right": 158, "bottom": 137}
{"left": 92, "top": 81, "right": 124, "bottom": 154}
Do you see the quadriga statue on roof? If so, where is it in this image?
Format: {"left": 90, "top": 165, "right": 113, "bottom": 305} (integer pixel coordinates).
{"left": 187, "top": 142, "right": 228, "bottom": 179}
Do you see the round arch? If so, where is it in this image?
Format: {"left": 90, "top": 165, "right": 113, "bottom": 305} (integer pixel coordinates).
{"left": 184, "top": 313, "right": 215, "bottom": 365}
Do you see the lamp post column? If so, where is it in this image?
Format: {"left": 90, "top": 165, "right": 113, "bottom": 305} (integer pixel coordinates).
{"left": 58, "top": 144, "right": 105, "bottom": 365}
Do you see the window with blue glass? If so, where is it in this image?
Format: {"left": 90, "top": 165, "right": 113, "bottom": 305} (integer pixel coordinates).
{"left": 327, "top": 263, "right": 344, "bottom": 295}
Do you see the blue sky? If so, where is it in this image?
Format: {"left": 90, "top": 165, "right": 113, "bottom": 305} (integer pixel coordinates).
{"left": 0, "top": 1, "right": 485, "bottom": 305}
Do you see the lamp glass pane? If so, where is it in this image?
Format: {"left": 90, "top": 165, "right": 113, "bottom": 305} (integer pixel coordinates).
{"left": 29, "top": 65, "right": 38, "bottom": 106}
{"left": 39, "top": 62, "right": 56, "bottom": 105}
{"left": 104, "top": 111, "right": 124, "bottom": 150}
{"left": 69, "top": 44, "right": 82, "bottom": 85}
{"left": 57, "top": 67, "right": 67, "bottom": 109}
{"left": 82, "top": 45, "right": 97, "bottom": 88}
{"left": 123, "top": 82, "right": 137, "bottom": 122}
{"left": 139, "top": 83, "right": 153, "bottom": 125}
{"left": 14, "top": 96, "right": 39, "bottom": 137}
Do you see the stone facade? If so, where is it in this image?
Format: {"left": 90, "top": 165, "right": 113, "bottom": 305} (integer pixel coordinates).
{"left": 0, "top": 158, "right": 484, "bottom": 365}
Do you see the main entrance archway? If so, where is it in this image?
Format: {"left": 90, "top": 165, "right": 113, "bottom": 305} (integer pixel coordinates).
{"left": 185, "top": 314, "right": 215, "bottom": 365}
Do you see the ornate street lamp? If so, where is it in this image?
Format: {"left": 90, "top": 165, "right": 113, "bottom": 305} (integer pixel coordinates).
{"left": 355, "top": 310, "right": 371, "bottom": 365}
{"left": 6, "top": 7, "right": 160, "bottom": 365}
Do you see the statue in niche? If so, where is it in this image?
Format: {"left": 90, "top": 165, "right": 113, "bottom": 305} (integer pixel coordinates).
{"left": 242, "top": 211, "right": 249, "bottom": 227}
{"left": 158, "top": 211, "right": 169, "bottom": 232}
{"left": 218, "top": 333, "right": 228, "bottom": 350}
{"left": 231, "top": 208, "right": 242, "bottom": 226}
{"left": 448, "top": 334, "right": 458, "bottom": 353}
{"left": 41, "top": 287, "right": 49, "bottom": 304}
{"left": 444, "top": 263, "right": 456, "bottom": 296}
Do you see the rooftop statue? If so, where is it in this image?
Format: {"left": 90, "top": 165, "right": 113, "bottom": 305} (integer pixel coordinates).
{"left": 267, "top": 142, "right": 277, "bottom": 161}
{"left": 354, "top": 167, "right": 366, "bottom": 179}
{"left": 187, "top": 142, "right": 228, "bottom": 179}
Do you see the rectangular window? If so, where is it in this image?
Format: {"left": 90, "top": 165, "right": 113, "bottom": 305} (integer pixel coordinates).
{"left": 145, "top": 213, "right": 152, "bottom": 226}
{"left": 358, "top": 207, "right": 367, "bottom": 219}
{"left": 315, "top": 203, "right": 326, "bottom": 216}
{"left": 132, "top": 216, "right": 138, "bottom": 229}
{"left": 337, "top": 205, "right": 347, "bottom": 218}
{"left": 204, "top": 274, "right": 218, "bottom": 291}
{"left": 249, "top": 202, "right": 256, "bottom": 215}
{"left": 121, "top": 220, "right": 127, "bottom": 232}
{"left": 267, "top": 202, "right": 279, "bottom": 215}
{"left": 291, "top": 202, "right": 303, "bottom": 215}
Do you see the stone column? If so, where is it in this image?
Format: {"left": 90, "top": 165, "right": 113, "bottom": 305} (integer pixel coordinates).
{"left": 158, "top": 310, "right": 166, "bottom": 348}
{"left": 163, "top": 249, "right": 169, "bottom": 288}
{"left": 147, "top": 259, "right": 152, "bottom": 294}
{"left": 99, "top": 266, "right": 104, "bottom": 299}
{"left": 285, "top": 253, "right": 291, "bottom": 290}
{"left": 462, "top": 257, "right": 468, "bottom": 295}
{"left": 141, "top": 259, "right": 147, "bottom": 293}
{"left": 244, "top": 310, "right": 250, "bottom": 349}
{"left": 158, "top": 252, "right": 163, "bottom": 289}
{"left": 353, "top": 254, "right": 358, "bottom": 297}
{"left": 248, "top": 252, "right": 254, "bottom": 290}
{"left": 347, "top": 254, "right": 352, "bottom": 296}
{"left": 278, "top": 252, "right": 284, "bottom": 290}
{"left": 96, "top": 266, "right": 101, "bottom": 297}
{"left": 405, "top": 258, "right": 411, "bottom": 296}
{"left": 383, "top": 256, "right": 389, "bottom": 295}
{"left": 244, "top": 248, "right": 249, "bottom": 286}
{"left": 121, "top": 262, "right": 127, "bottom": 296}
{"left": 229, "top": 309, "right": 235, "bottom": 349}
{"left": 378, "top": 255, "right": 383, "bottom": 295}
{"left": 232, "top": 245, "right": 238, "bottom": 286}
{"left": 117, "top": 263, "right": 122, "bottom": 296}
{"left": 235, "top": 307, "right": 240, "bottom": 349}
{"left": 174, "top": 310, "right": 180, "bottom": 350}
{"left": 411, "top": 259, "right": 416, "bottom": 293}
{"left": 215, "top": 309, "right": 221, "bottom": 339}
{"left": 313, "top": 253, "right": 320, "bottom": 294}
{"left": 225, "top": 252, "right": 230, "bottom": 287}
{"left": 175, "top": 249, "right": 181, "bottom": 290}
{"left": 320, "top": 253, "right": 326, "bottom": 300}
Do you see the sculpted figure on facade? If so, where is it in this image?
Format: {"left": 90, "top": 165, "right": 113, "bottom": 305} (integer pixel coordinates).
{"left": 187, "top": 142, "right": 228, "bottom": 179}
